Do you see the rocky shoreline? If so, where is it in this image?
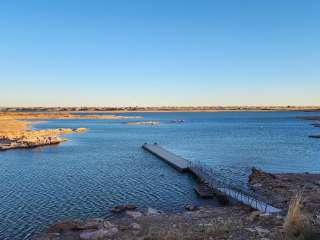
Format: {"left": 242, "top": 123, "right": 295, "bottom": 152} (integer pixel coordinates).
{"left": 249, "top": 168, "right": 320, "bottom": 217}
{"left": 0, "top": 112, "right": 139, "bottom": 151}
{"left": 0, "top": 128, "right": 86, "bottom": 150}
{"left": 36, "top": 168, "right": 320, "bottom": 240}
{"left": 35, "top": 205, "right": 284, "bottom": 240}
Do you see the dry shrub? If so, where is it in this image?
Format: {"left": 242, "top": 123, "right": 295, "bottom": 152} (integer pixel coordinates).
{"left": 283, "top": 193, "right": 314, "bottom": 240}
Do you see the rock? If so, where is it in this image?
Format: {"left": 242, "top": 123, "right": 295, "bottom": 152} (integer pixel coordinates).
{"left": 255, "top": 226, "right": 270, "bottom": 236}
{"left": 35, "top": 233, "right": 60, "bottom": 240}
{"left": 103, "top": 220, "right": 116, "bottom": 229}
{"left": 249, "top": 211, "right": 261, "bottom": 222}
{"left": 47, "top": 220, "right": 83, "bottom": 233}
{"left": 249, "top": 211, "right": 271, "bottom": 222}
{"left": 130, "top": 223, "right": 141, "bottom": 230}
{"left": 252, "top": 183, "right": 263, "bottom": 188}
{"left": 126, "top": 210, "right": 143, "bottom": 219}
{"left": 111, "top": 204, "right": 137, "bottom": 213}
{"left": 185, "top": 204, "right": 199, "bottom": 211}
{"left": 260, "top": 212, "right": 271, "bottom": 217}
{"left": 79, "top": 218, "right": 104, "bottom": 230}
{"left": 245, "top": 226, "right": 270, "bottom": 236}
{"left": 249, "top": 168, "right": 276, "bottom": 183}
{"left": 80, "top": 228, "right": 118, "bottom": 239}
{"left": 146, "top": 207, "right": 162, "bottom": 216}
{"left": 245, "top": 227, "right": 256, "bottom": 233}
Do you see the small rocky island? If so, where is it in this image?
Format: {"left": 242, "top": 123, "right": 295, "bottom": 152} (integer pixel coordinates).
{"left": 0, "top": 128, "right": 87, "bottom": 150}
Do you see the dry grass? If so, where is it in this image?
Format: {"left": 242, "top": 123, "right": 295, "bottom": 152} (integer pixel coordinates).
{"left": 118, "top": 222, "right": 231, "bottom": 240}
{"left": 283, "top": 193, "right": 314, "bottom": 240}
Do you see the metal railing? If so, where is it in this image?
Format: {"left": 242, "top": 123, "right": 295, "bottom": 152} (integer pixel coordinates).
{"left": 189, "top": 161, "right": 281, "bottom": 213}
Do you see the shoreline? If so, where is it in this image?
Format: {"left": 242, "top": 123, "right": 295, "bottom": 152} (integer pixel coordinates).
{"left": 36, "top": 168, "right": 320, "bottom": 240}
{"left": 0, "top": 112, "right": 140, "bottom": 151}
{"left": 1, "top": 106, "right": 320, "bottom": 113}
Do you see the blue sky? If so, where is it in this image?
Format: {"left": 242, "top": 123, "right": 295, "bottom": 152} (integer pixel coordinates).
{"left": 0, "top": 0, "right": 319, "bottom": 107}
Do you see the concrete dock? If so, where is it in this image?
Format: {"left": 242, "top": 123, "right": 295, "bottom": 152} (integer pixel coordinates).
{"left": 142, "top": 143, "right": 190, "bottom": 172}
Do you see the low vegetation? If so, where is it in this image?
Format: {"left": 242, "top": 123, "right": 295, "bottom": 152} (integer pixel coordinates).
{"left": 283, "top": 193, "right": 314, "bottom": 240}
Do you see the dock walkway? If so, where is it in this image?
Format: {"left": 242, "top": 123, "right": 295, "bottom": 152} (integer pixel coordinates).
{"left": 142, "top": 143, "right": 190, "bottom": 172}
{"left": 142, "top": 143, "right": 281, "bottom": 213}
{"left": 217, "top": 187, "right": 281, "bottom": 213}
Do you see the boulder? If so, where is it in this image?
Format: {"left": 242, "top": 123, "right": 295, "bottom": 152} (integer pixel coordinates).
{"left": 248, "top": 211, "right": 260, "bottom": 222}
{"left": 125, "top": 210, "right": 143, "bottom": 219}
{"left": 130, "top": 222, "right": 141, "bottom": 231}
{"left": 111, "top": 204, "right": 137, "bottom": 213}
{"left": 79, "top": 218, "right": 104, "bottom": 230}
{"left": 47, "top": 219, "right": 83, "bottom": 233}
{"left": 184, "top": 204, "right": 199, "bottom": 211}
{"left": 80, "top": 228, "right": 118, "bottom": 240}
{"left": 103, "top": 220, "right": 116, "bottom": 229}
{"left": 249, "top": 168, "right": 276, "bottom": 183}
{"left": 146, "top": 207, "right": 162, "bottom": 216}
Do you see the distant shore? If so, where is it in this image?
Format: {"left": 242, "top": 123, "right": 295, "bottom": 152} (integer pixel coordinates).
{"left": 1, "top": 106, "right": 320, "bottom": 113}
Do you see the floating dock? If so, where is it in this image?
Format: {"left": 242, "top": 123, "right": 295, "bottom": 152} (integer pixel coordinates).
{"left": 142, "top": 143, "right": 281, "bottom": 213}
{"left": 194, "top": 183, "right": 215, "bottom": 198}
{"left": 142, "top": 143, "right": 191, "bottom": 172}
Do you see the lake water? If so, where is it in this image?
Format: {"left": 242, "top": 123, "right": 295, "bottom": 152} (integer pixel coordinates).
{"left": 0, "top": 112, "right": 319, "bottom": 239}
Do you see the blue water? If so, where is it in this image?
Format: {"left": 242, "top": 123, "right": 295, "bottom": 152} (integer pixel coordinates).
{"left": 0, "top": 112, "right": 319, "bottom": 239}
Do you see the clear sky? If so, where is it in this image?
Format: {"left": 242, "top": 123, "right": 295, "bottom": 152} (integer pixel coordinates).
{"left": 0, "top": 0, "right": 319, "bottom": 107}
